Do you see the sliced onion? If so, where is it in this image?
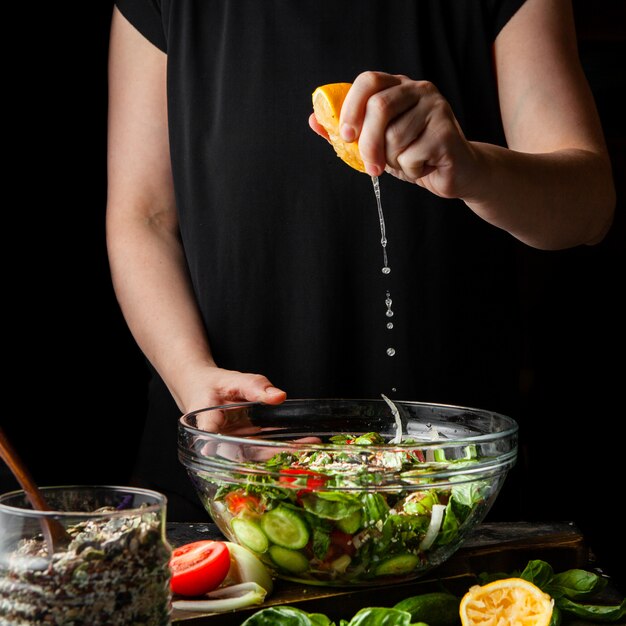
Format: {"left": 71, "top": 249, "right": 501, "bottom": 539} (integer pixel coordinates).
{"left": 419, "top": 504, "right": 446, "bottom": 551}
{"left": 382, "top": 394, "right": 403, "bottom": 443}
{"left": 172, "top": 581, "right": 267, "bottom": 612}
{"left": 223, "top": 542, "right": 273, "bottom": 594}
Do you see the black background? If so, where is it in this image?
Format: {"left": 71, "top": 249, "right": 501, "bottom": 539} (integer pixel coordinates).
{"left": 2, "top": 2, "right": 624, "bottom": 589}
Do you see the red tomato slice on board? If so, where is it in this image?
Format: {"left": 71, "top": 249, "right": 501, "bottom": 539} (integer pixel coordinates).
{"left": 170, "top": 540, "right": 231, "bottom": 596}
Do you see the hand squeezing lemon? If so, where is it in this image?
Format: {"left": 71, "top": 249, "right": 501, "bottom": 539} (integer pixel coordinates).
{"left": 311, "top": 83, "right": 366, "bottom": 173}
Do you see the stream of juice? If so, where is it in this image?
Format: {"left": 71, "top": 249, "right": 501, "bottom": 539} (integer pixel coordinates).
{"left": 371, "top": 175, "right": 397, "bottom": 386}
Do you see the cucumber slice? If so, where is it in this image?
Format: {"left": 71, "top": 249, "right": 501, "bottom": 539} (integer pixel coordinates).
{"left": 374, "top": 553, "right": 420, "bottom": 577}
{"left": 231, "top": 517, "right": 269, "bottom": 553}
{"left": 260, "top": 506, "right": 309, "bottom": 550}
{"left": 268, "top": 545, "right": 310, "bottom": 574}
{"left": 336, "top": 509, "right": 362, "bottom": 534}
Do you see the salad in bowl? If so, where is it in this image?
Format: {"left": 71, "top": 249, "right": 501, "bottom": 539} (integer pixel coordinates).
{"left": 178, "top": 398, "right": 518, "bottom": 586}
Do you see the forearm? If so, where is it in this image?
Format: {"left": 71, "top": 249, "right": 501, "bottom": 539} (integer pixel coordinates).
{"left": 463, "top": 143, "right": 615, "bottom": 250}
{"left": 107, "top": 210, "right": 215, "bottom": 411}
{"left": 107, "top": 208, "right": 286, "bottom": 416}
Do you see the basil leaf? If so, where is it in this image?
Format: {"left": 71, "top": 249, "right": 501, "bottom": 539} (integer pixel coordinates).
{"left": 310, "top": 522, "right": 332, "bottom": 561}
{"left": 557, "top": 597, "right": 626, "bottom": 622}
{"left": 300, "top": 492, "right": 362, "bottom": 521}
{"left": 241, "top": 606, "right": 335, "bottom": 626}
{"left": 520, "top": 559, "right": 554, "bottom": 589}
{"left": 346, "top": 607, "right": 413, "bottom": 626}
{"left": 310, "top": 614, "right": 336, "bottom": 626}
{"left": 548, "top": 568, "right": 607, "bottom": 599}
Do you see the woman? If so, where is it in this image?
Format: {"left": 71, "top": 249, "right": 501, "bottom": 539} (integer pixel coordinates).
{"left": 107, "top": 0, "right": 615, "bottom": 520}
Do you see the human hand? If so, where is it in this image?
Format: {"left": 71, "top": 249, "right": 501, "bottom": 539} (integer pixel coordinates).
{"left": 310, "top": 71, "right": 479, "bottom": 198}
{"left": 179, "top": 366, "right": 320, "bottom": 460}
{"left": 178, "top": 365, "right": 286, "bottom": 433}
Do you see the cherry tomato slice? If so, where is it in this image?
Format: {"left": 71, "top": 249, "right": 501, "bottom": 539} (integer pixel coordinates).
{"left": 279, "top": 468, "right": 327, "bottom": 491}
{"left": 169, "top": 540, "right": 231, "bottom": 596}
{"left": 225, "top": 490, "right": 263, "bottom": 515}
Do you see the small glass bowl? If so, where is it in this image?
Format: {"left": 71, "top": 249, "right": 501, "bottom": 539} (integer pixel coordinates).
{"left": 0, "top": 485, "right": 172, "bottom": 625}
{"left": 178, "top": 398, "right": 518, "bottom": 587}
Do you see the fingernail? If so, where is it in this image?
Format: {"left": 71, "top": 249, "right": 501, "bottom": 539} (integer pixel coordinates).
{"left": 340, "top": 124, "right": 355, "bottom": 142}
{"left": 365, "top": 162, "right": 381, "bottom": 177}
{"left": 265, "top": 387, "right": 283, "bottom": 395}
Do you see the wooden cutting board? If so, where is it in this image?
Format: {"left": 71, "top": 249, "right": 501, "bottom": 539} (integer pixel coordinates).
{"left": 167, "top": 520, "right": 618, "bottom": 625}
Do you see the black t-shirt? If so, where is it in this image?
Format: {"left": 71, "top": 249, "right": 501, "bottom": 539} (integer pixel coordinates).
{"left": 115, "top": 0, "right": 527, "bottom": 520}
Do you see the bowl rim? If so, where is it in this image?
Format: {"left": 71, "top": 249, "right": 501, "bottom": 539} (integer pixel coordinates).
{"left": 0, "top": 485, "right": 167, "bottom": 519}
{"left": 179, "top": 397, "right": 519, "bottom": 450}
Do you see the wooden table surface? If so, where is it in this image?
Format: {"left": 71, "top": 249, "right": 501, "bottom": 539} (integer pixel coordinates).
{"left": 167, "top": 520, "right": 624, "bottom": 625}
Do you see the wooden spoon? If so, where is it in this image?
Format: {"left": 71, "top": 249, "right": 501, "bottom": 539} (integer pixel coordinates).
{"left": 0, "top": 426, "right": 71, "bottom": 552}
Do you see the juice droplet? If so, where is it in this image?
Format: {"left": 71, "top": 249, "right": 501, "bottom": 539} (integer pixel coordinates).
{"left": 386, "top": 322, "right": 394, "bottom": 329}
{"left": 382, "top": 267, "right": 391, "bottom": 274}
{"left": 391, "top": 387, "right": 397, "bottom": 393}
{"left": 386, "top": 347, "right": 396, "bottom": 357}
{"left": 385, "top": 291, "right": 394, "bottom": 317}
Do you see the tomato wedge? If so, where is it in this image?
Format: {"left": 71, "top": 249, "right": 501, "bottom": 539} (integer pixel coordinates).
{"left": 169, "top": 540, "right": 231, "bottom": 596}
{"left": 279, "top": 468, "right": 327, "bottom": 492}
{"left": 225, "top": 490, "right": 263, "bottom": 515}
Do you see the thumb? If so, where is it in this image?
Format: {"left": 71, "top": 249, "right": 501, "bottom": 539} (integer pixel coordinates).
{"left": 242, "top": 375, "right": 286, "bottom": 405}
{"left": 257, "top": 385, "right": 287, "bottom": 405}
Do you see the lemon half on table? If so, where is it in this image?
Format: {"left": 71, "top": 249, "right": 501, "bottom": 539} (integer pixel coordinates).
{"left": 460, "top": 577, "right": 554, "bottom": 626}
{"left": 312, "top": 82, "right": 366, "bottom": 173}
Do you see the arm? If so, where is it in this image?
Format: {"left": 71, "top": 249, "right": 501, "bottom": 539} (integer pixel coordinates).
{"left": 326, "top": 0, "right": 615, "bottom": 250}
{"left": 106, "top": 8, "right": 285, "bottom": 424}
{"left": 472, "top": 0, "right": 615, "bottom": 248}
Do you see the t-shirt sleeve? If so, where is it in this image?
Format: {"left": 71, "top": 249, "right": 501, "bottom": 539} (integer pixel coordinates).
{"left": 490, "top": 0, "right": 528, "bottom": 40}
{"left": 115, "top": 0, "right": 167, "bottom": 53}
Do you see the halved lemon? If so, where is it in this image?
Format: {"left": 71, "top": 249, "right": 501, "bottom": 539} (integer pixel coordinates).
{"left": 312, "top": 82, "right": 366, "bottom": 173}
{"left": 459, "top": 578, "right": 554, "bottom": 626}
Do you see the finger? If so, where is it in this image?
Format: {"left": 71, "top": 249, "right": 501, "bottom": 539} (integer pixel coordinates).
{"left": 383, "top": 95, "right": 432, "bottom": 170}
{"left": 395, "top": 114, "right": 462, "bottom": 188}
{"left": 358, "top": 83, "right": 423, "bottom": 175}
{"left": 240, "top": 377, "right": 286, "bottom": 405}
{"left": 339, "top": 72, "right": 401, "bottom": 143}
{"left": 214, "top": 372, "right": 287, "bottom": 406}
{"left": 343, "top": 74, "right": 423, "bottom": 176}
{"left": 309, "top": 112, "right": 330, "bottom": 141}
{"left": 195, "top": 406, "right": 226, "bottom": 432}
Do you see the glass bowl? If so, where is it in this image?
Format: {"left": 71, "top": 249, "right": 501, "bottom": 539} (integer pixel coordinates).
{"left": 178, "top": 398, "right": 518, "bottom": 587}
{"left": 0, "top": 485, "right": 172, "bottom": 625}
